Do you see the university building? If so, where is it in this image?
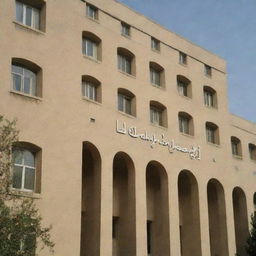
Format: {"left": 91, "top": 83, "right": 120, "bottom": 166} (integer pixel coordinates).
{"left": 1, "top": 0, "right": 256, "bottom": 255}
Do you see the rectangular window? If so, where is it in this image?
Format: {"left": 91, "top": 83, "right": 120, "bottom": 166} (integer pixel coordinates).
{"left": 204, "top": 64, "right": 212, "bottom": 77}
{"left": 12, "top": 65, "right": 37, "bottom": 96}
{"left": 206, "top": 127, "right": 215, "bottom": 144}
{"left": 150, "top": 107, "right": 162, "bottom": 126}
{"left": 150, "top": 68, "right": 160, "bottom": 86}
{"left": 15, "top": 1, "right": 40, "bottom": 30}
{"left": 82, "top": 38, "right": 98, "bottom": 59}
{"left": 204, "top": 90, "right": 214, "bottom": 107}
{"left": 121, "top": 22, "right": 130, "bottom": 37}
{"left": 179, "top": 117, "right": 189, "bottom": 134}
{"left": 179, "top": 52, "right": 187, "bottom": 65}
{"left": 177, "top": 81, "right": 187, "bottom": 96}
{"left": 86, "top": 4, "right": 98, "bottom": 20}
{"left": 83, "top": 82, "right": 97, "bottom": 101}
{"left": 151, "top": 37, "right": 160, "bottom": 51}
{"left": 118, "top": 94, "right": 132, "bottom": 115}
{"left": 118, "top": 54, "right": 131, "bottom": 74}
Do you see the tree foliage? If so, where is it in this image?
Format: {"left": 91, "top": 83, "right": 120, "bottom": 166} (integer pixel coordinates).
{"left": 0, "top": 116, "right": 54, "bottom": 256}
{"left": 246, "top": 212, "right": 256, "bottom": 256}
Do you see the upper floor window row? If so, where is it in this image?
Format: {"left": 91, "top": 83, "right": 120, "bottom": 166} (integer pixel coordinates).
{"left": 15, "top": 0, "right": 46, "bottom": 32}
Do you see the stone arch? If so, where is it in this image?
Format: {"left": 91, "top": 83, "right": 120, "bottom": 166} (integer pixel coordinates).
{"left": 80, "top": 142, "right": 101, "bottom": 256}
{"left": 207, "top": 179, "right": 229, "bottom": 256}
{"left": 146, "top": 161, "right": 170, "bottom": 256}
{"left": 178, "top": 170, "right": 202, "bottom": 256}
{"left": 232, "top": 186, "right": 249, "bottom": 256}
{"left": 112, "top": 152, "right": 136, "bottom": 256}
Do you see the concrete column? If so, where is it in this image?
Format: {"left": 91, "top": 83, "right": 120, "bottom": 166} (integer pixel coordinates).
{"left": 100, "top": 154, "right": 114, "bottom": 256}
{"left": 168, "top": 171, "right": 181, "bottom": 256}
{"left": 225, "top": 187, "right": 236, "bottom": 256}
{"left": 197, "top": 182, "right": 210, "bottom": 256}
{"left": 134, "top": 159, "right": 148, "bottom": 256}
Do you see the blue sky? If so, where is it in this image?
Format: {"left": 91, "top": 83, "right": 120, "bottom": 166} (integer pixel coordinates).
{"left": 119, "top": 0, "right": 256, "bottom": 123}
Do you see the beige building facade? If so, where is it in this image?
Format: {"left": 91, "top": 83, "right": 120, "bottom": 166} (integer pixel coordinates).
{"left": 1, "top": 0, "right": 256, "bottom": 255}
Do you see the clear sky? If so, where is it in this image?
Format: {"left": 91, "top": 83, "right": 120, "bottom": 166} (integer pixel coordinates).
{"left": 119, "top": 0, "right": 256, "bottom": 123}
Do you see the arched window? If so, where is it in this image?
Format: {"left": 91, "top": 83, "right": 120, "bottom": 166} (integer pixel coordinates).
{"left": 12, "top": 142, "right": 42, "bottom": 193}
{"left": 149, "top": 101, "right": 167, "bottom": 127}
{"left": 177, "top": 75, "right": 192, "bottom": 98}
{"left": 117, "top": 47, "right": 136, "bottom": 76}
{"left": 231, "top": 136, "right": 242, "bottom": 157}
{"left": 178, "top": 112, "right": 194, "bottom": 136}
{"left": 149, "top": 62, "right": 165, "bottom": 88}
{"left": 206, "top": 122, "right": 219, "bottom": 145}
{"left": 204, "top": 86, "right": 217, "bottom": 108}
{"left": 249, "top": 143, "right": 256, "bottom": 160}
{"left": 11, "top": 58, "right": 42, "bottom": 97}
{"left": 82, "top": 31, "right": 102, "bottom": 61}
{"left": 117, "top": 88, "right": 136, "bottom": 116}
{"left": 81, "top": 75, "right": 101, "bottom": 103}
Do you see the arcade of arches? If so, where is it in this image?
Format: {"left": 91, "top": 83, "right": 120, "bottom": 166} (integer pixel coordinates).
{"left": 80, "top": 142, "right": 253, "bottom": 256}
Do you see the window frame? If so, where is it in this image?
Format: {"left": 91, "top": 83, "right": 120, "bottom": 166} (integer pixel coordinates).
{"left": 179, "top": 52, "right": 187, "bottom": 65}
{"left": 204, "top": 64, "right": 212, "bottom": 77}
{"left": 150, "top": 67, "right": 161, "bottom": 86}
{"left": 118, "top": 54, "right": 131, "bottom": 74}
{"left": 204, "top": 86, "right": 217, "bottom": 108}
{"left": 12, "top": 148, "right": 36, "bottom": 192}
{"left": 15, "top": 1, "right": 40, "bottom": 30}
{"left": 12, "top": 64, "right": 37, "bottom": 96}
{"left": 82, "top": 38, "right": 98, "bottom": 59}
{"left": 177, "top": 75, "right": 191, "bottom": 98}
{"left": 86, "top": 3, "right": 98, "bottom": 20}
{"left": 249, "top": 143, "right": 256, "bottom": 161}
{"left": 206, "top": 122, "right": 219, "bottom": 145}
{"left": 118, "top": 93, "right": 132, "bottom": 115}
{"left": 121, "top": 22, "right": 130, "bottom": 37}
{"left": 151, "top": 37, "right": 160, "bottom": 51}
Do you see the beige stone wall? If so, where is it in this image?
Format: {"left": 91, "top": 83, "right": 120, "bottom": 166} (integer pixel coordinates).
{"left": 0, "top": 0, "right": 255, "bottom": 255}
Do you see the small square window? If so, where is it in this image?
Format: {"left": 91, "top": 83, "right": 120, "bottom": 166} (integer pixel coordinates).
{"left": 121, "top": 22, "right": 130, "bottom": 37}
{"left": 179, "top": 52, "right": 187, "bottom": 65}
{"left": 151, "top": 37, "right": 160, "bottom": 51}
{"left": 204, "top": 64, "right": 212, "bottom": 77}
{"left": 86, "top": 4, "right": 98, "bottom": 20}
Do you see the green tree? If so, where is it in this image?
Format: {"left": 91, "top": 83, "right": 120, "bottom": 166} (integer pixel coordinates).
{"left": 0, "top": 116, "right": 54, "bottom": 256}
{"left": 246, "top": 212, "right": 256, "bottom": 256}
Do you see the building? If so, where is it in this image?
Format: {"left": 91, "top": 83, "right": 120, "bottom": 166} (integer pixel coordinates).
{"left": 0, "top": 0, "right": 256, "bottom": 255}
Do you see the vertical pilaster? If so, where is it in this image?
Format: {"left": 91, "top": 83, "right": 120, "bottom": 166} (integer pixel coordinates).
{"left": 100, "top": 155, "right": 113, "bottom": 256}
{"left": 226, "top": 187, "right": 236, "bottom": 256}
{"left": 198, "top": 184, "right": 211, "bottom": 256}
{"left": 134, "top": 159, "right": 147, "bottom": 256}
{"left": 168, "top": 172, "right": 181, "bottom": 256}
